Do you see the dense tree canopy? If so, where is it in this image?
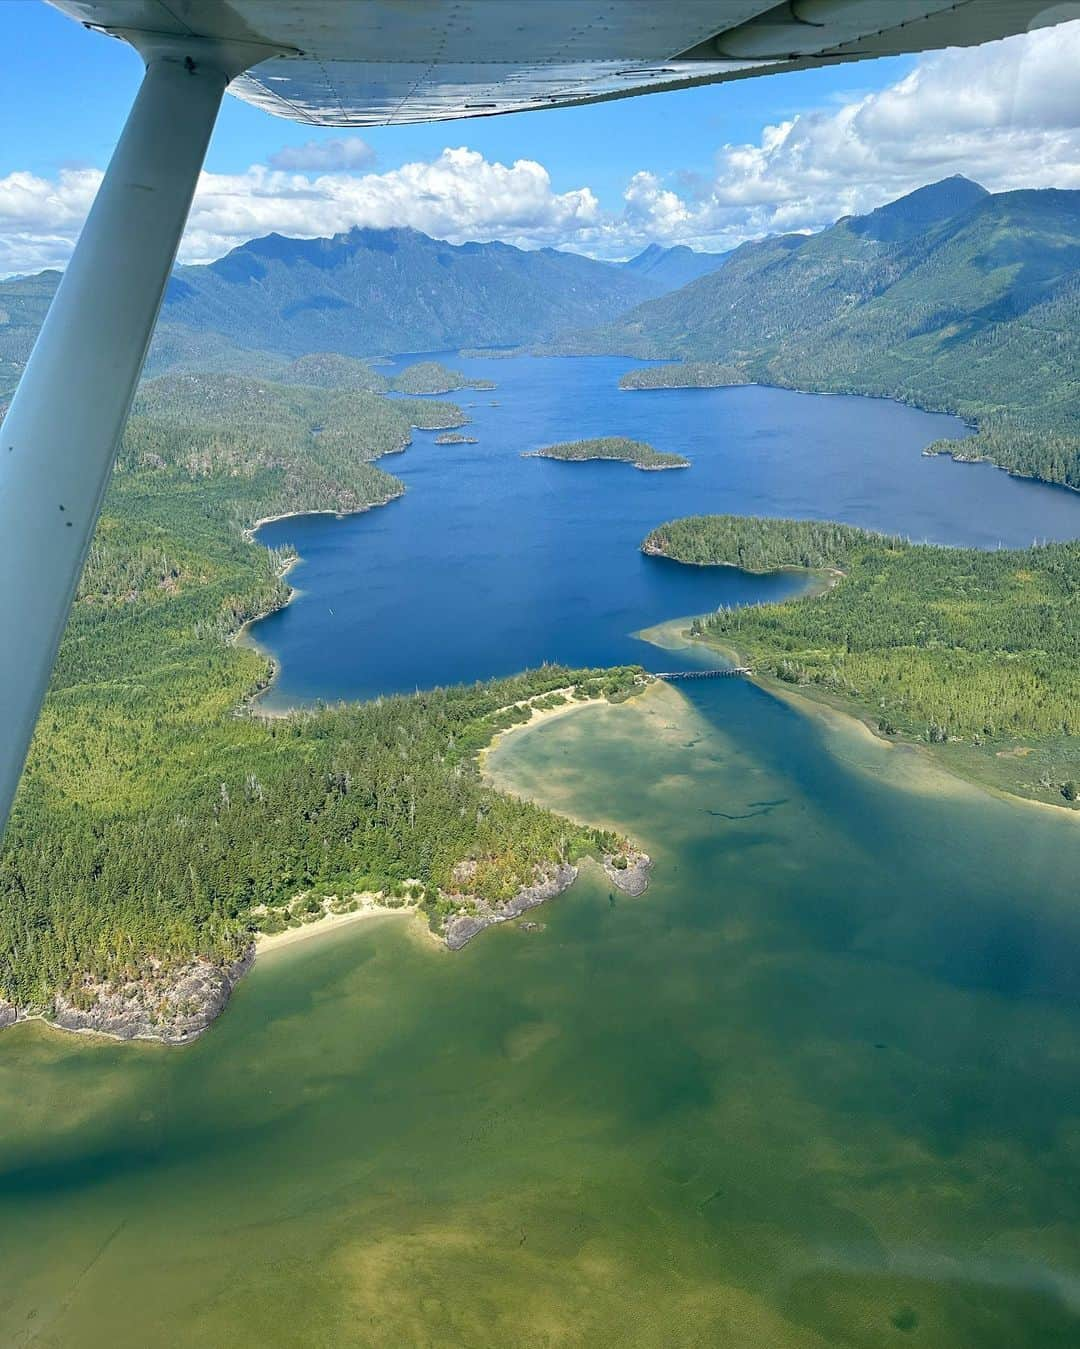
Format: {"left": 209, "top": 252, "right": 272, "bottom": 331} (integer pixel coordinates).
{"left": 1, "top": 375, "right": 637, "bottom": 1010}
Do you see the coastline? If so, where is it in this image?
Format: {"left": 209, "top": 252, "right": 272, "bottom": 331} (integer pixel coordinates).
{"left": 476, "top": 686, "right": 617, "bottom": 764}
{"left": 256, "top": 897, "right": 431, "bottom": 954}
{"left": 523, "top": 449, "right": 688, "bottom": 472}
{"left": 2, "top": 688, "right": 651, "bottom": 1047}
{"left": 657, "top": 618, "right": 1080, "bottom": 820}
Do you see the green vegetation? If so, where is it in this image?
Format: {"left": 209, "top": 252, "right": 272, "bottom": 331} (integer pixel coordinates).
{"left": 526, "top": 436, "right": 690, "bottom": 470}
{"left": 390, "top": 361, "right": 495, "bottom": 395}
{"left": 434, "top": 432, "right": 479, "bottom": 444}
{"left": 555, "top": 179, "right": 1080, "bottom": 491}
{"left": 647, "top": 515, "right": 1080, "bottom": 802}
{"left": 0, "top": 373, "right": 638, "bottom": 1011}
{"left": 279, "top": 352, "right": 389, "bottom": 392}
{"left": 644, "top": 515, "right": 884, "bottom": 570}
{"left": 619, "top": 362, "right": 749, "bottom": 391}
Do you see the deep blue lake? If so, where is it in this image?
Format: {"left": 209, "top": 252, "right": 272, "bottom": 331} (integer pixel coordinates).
{"left": 252, "top": 353, "right": 1078, "bottom": 705}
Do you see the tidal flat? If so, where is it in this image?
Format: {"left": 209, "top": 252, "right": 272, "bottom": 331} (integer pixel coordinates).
{"left": 4, "top": 678, "right": 1080, "bottom": 1346}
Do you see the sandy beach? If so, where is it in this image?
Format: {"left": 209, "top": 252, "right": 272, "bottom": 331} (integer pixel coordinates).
{"left": 256, "top": 896, "right": 428, "bottom": 954}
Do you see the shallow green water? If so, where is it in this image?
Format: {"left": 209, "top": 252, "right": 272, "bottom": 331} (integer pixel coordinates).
{"left": 3, "top": 673, "right": 1080, "bottom": 1347}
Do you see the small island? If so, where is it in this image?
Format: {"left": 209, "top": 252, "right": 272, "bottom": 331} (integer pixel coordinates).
{"left": 391, "top": 361, "right": 496, "bottom": 395}
{"left": 619, "top": 362, "right": 750, "bottom": 391}
{"left": 524, "top": 436, "right": 690, "bottom": 471}
{"left": 435, "top": 431, "right": 479, "bottom": 444}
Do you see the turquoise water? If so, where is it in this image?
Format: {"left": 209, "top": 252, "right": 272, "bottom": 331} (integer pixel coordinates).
{"left": 3, "top": 358, "right": 1080, "bottom": 1346}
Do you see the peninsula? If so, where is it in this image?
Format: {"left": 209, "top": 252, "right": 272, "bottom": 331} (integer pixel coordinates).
{"left": 619, "top": 362, "right": 749, "bottom": 391}
{"left": 0, "top": 369, "right": 650, "bottom": 1044}
{"left": 391, "top": 361, "right": 496, "bottom": 395}
{"left": 644, "top": 514, "right": 1080, "bottom": 807}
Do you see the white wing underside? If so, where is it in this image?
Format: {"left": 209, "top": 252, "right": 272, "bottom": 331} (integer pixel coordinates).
{"left": 47, "top": 0, "right": 1060, "bottom": 126}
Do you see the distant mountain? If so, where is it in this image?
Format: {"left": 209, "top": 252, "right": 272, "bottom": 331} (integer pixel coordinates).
{"left": 0, "top": 226, "right": 702, "bottom": 396}
{"left": 620, "top": 243, "right": 730, "bottom": 291}
{"left": 0, "top": 270, "right": 61, "bottom": 401}
{"left": 550, "top": 178, "right": 1080, "bottom": 442}
{"left": 160, "top": 226, "right": 675, "bottom": 361}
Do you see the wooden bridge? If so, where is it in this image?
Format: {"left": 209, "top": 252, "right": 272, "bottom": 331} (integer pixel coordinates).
{"left": 655, "top": 667, "right": 752, "bottom": 681}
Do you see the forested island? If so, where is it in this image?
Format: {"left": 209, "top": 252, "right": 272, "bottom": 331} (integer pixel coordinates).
{"left": 619, "top": 362, "right": 750, "bottom": 391}
{"left": 435, "top": 432, "right": 479, "bottom": 444}
{"left": 0, "top": 373, "right": 648, "bottom": 1042}
{"left": 525, "top": 436, "right": 689, "bottom": 470}
{"left": 391, "top": 361, "right": 496, "bottom": 395}
{"left": 645, "top": 515, "right": 1080, "bottom": 805}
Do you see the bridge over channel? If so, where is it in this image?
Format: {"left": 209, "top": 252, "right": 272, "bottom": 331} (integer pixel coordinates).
{"left": 654, "top": 668, "right": 753, "bottom": 681}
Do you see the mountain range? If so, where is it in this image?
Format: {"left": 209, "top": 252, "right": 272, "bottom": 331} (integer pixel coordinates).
{"left": 0, "top": 231, "right": 726, "bottom": 396}
{"left": 620, "top": 242, "right": 730, "bottom": 291}
{"left": 2, "top": 178, "right": 1077, "bottom": 491}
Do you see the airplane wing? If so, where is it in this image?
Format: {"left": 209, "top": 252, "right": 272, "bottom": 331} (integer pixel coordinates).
{"left": 48, "top": 0, "right": 1062, "bottom": 125}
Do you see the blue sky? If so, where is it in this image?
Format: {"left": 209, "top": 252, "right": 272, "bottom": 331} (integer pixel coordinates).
{"left": 2, "top": 1, "right": 1079, "bottom": 273}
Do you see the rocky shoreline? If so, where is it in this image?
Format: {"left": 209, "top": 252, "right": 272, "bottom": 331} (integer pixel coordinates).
{"left": 1, "top": 850, "right": 652, "bottom": 1043}
{"left": 442, "top": 862, "right": 579, "bottom": 951}
{"left": 0, "top": 948, "right": 255, "bottom": 1045}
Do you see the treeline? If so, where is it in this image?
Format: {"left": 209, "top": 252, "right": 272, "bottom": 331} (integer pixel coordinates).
{"left": 925, "top": 421, "right": 1080, "bottom": 493}
{"left": 1, "top": 372, "right": 637, "bottom": 1010}
{"left": 391, "top": 361, "right": 495, "bottom": 395}
{"left": 119, "top": 373, "right": 465, "bottom": 529}
{"left": 649, "top": 515, "right": 1080, "bottom": 746}
{"left": 619, "top": 362, "right": 749, "bottom": 391}
{"left": 645, "top": 515, "right": 895, "bottom": 571}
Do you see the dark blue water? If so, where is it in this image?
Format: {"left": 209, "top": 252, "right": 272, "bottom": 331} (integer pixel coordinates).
{"left": 252, "top": 354, "right": 1079, "bottom": 705}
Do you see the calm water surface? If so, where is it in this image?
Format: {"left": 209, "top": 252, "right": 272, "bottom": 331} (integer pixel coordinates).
{"left": 250, "top": 354, "right": 1078, "bottom": 705}
{"left": 3, "top": 356, "right": 1080, "bottom": 1347}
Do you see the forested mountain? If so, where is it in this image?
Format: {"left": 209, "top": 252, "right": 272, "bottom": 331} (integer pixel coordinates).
{"left": 552, "top": 178, "right": 1080, "bottom": 486}
{"left": 620, "top": 242, "right": 730, "bottom": 290}
{"left": 0, "top": 226, "right": 696, "bottom": 396}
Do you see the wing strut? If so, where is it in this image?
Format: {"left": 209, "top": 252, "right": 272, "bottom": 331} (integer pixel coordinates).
{"left": 0, "top": 37, "right": 266, "bottom": 832}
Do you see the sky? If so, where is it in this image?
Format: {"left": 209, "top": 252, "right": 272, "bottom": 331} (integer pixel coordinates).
{"left": 2, "top": 1, "right": 1080, "bottom": 275}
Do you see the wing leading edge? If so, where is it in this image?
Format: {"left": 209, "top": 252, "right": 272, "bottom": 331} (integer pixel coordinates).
{"left": 47, "top": 0, "right": 1063, "bottom": 126}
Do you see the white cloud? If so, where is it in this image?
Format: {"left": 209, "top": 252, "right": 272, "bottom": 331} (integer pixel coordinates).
{"left": 1, "top": 20, "right": 1079, "bottom": 274}
{"left": 268, "top": 137, "right": 376, "bottom": 171}
{"left": 594, "top": 18, "right": 1080, "bottom": 255}
{"left": 0, "top": 147, "right": 600, "bottom": 273}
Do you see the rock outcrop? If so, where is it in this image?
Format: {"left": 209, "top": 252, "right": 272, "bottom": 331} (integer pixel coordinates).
{"left": 49, "top": 948, "right": 255, "bottom": 1044}
{"left": 603, "top": 850, "right": 652, "bottom": 896}
{"left": 443, "top": 863, "right": 578, "bottom": 951}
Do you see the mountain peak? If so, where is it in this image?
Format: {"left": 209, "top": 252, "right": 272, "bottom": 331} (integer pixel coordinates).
{"left": 851, "top": 175, "right": 989, "bottom": 242}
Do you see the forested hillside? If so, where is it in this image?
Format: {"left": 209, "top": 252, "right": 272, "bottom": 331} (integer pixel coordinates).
{"left": 554, "top": 179, "right": 1080, "bottom": 489}
{"left": 647, "top": 515, "right": 1080, "bottom": 800}
{"left": 1, "top": 375, "right": 637, "bottom": 1015}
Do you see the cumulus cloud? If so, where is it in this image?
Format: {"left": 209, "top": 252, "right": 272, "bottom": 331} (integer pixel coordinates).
{"left": 0, "top": 147, "right": 599, "bottom": 273}
{"left": 268, "top": 137, "right": 375, "bottom": 171}
{"left": 1, "top": 20, "right": 1079, "bottom": 273}
{"left": 593, "top": 18, "right": 1080, "bottom": 255}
